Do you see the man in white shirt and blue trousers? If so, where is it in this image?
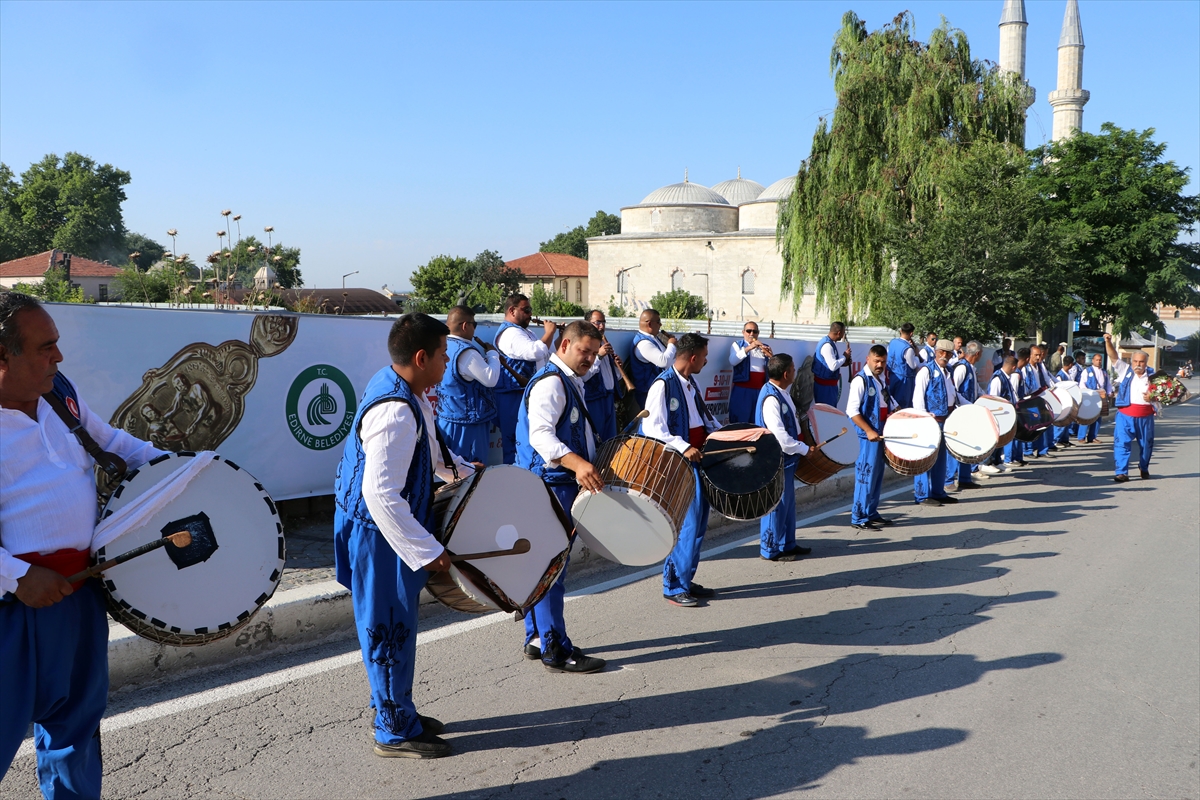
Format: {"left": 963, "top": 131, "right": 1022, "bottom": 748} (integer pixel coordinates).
{"left": 515, "top": 321, "right": 607, "bottom": 673}
{"left": 848, "top": 344, "right": 898, "bottom": 530}
{"left": 911, "top": 339, "right": 959, "bottom": 506}
{"left": 1, "top": 292, "right": 166, "bottom": 796}
{"left": 1103, "top": 334, "right": 1156, "bottom": 482}
{"left": 948, "top": 342, "right": 987, "bottom": 489}
{"left": 886, "top": 323, "right": 921, "bottom": 408}
{"left": 494, "top": 294, "right": 555, "bottom": 464}
{"left": 641, "top": 333, "right": 719, "bottom": 608}
{"left": 629, "top": 309, "right": 676, "bottom": 411}
{"left": 1053, "top": 355, "right": 1080, "bottom": 448}
{"left": 728, "top": 322, "right": 770, "bottom": 423}
{"left": 755, "top": 354, "right": 811, "bottom": 560}
{"left": 582, "top": 310, "right": 623, "bottom": 441}
{"left": 1077, "top": 353, "right": 1112, "bottom": 444}
{"left": 437, "top": 306, "right": 501, "bottom": 463}
{"left": 988, "top": 355, "right": 1022, "bottom": 468}
{"left": 335, "top": 314, "right": 476, "bottom": 759}
{"left": 812, "top": 322, "right": 850, "bottom": 407}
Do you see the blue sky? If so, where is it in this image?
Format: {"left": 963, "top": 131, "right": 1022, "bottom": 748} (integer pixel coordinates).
{"left": 2, "top": 1, "right": 1197, "bottom": 292}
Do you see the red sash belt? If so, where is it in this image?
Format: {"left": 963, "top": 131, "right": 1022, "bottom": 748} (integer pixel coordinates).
{"left": 688, "top": 426, "right": 707, "bottom": 448}
{"left": 814, "top": 377, "right": 840, "bottom": 387}
{"left": 14, "top": 548, "right": 91, "bottom": 590}
{"left": 735, "top": 372, "right": 767, "bottom": 390}
{"left": 1118, "top": 404, "right": 1155, "bottom": 418}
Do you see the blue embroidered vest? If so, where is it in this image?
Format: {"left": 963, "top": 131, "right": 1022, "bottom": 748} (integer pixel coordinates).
{"left": 886, "top": 337, "right": 917, "bottom": 404}
{"left": 812, "top": 335, "right": 840, "bottom": 384}
{"left": 437, "top": 337, "right": 497, "bottom": 424}
{"left": 920, "top": 362, "right": 949, "bottom": 417}
{"left": 849, "top": 368, "right": 883, "bottom": 438}
{"left": 631, "top": 332, "right": 666, "bottom": 391}
{"left": 755, "top": 381, "right": 803, "bottom": 466}
{"left": 991, "top": 371, "right": 1017, "bottom": 404}
{"left": 1115, "top": 365, "right": 1154, "bottom": 408}
{"left": 921, "top": 343, "right": 936, "bottom": 363}
{"left": 494, "top": 321, "right": 538, "bottom": 393}
{"left": 952, "top": 361, "right": 978, "bottom": 404}
{"left": 334, "top": 367, "right": 434, "bottom": 589}
{"left": 732, "top": 340, "right": 753, "bottom": 383}
{"left": 640, "top": 368, "right": 705, "bottom": 439}
{"left": 584, "top": 357, "right": 614, "bottom": 402}
{"left": 1083, "top": 367, "right": 1102, "bottom": 391}
{"left": 516, "top": 362, "right": 597, "bottom": 485}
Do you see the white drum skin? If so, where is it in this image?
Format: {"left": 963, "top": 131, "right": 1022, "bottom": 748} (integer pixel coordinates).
{"left": 883, "top": 410, "right": 942, "bottom": 476}
{"left": 807, "top": 403, "right": 859, "bottom": 467}
{"left": 975, "top": 395, "right": 1017, "bottom": 447}
{"left": 943, "top": 405, "right": 1000, "bottom": 465}
{"left": 1074, "top": 387, "right": 1103, "bottom": 426}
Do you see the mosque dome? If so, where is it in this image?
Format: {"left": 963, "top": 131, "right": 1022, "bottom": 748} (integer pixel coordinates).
{"left": 711, "top": 173, "right": 765, "bottom": 206}
{"left": 639, "top": 180, "right": 730, "bottom": 206}
{"left": 737, "top": 175, "right": 797, "bottom": 231}
{"left": 756, "top": 175, "right": 797, "bottom": 201}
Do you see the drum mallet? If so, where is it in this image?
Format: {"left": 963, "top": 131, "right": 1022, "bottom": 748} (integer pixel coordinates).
{"left": 621, "top": 410, "right": 649, "bottom": 436}
{"left": 66, "top": 530, "right": 193, "bottom": 584}
{"left": 943, "top": 431, "right": 982, "bottom": 451}
{"left": 882, "top": 433, "right": 919, "bottom": 442}
{"left": 813, "top": 427, "right": 849, "bottom": 450}
{"left": 450, "top": 538, "right": 531, "bottom": 562}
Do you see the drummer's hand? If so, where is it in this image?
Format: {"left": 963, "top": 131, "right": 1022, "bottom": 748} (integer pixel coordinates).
{"left": 866, "top": 429, "right": 882, "bottom": 442}
{"left": 471, "top": 461, "right": 485, "bottom": 471}
{"left": 14, "top": 566, "right": 72, "bottom": 608}
{"left": 683, "top": 446, "right": 702, "bottom": 463}
{"left": 562, "top": 454, "right": 604, "bottom": 492}
{"left": 424, "top": 551, "right": 452, "bottom": 573}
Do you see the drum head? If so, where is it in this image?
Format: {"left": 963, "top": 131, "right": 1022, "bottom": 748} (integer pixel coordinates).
{"left": 883, "top": 410, "right": 941, "bottom": 463}
{"left": 975, "top": 395, "right": 1016, "bottom": 438}
{"left": 944, "top": 405, "right": 999, "bottom": 464}
{"left": 808, "top": 403, "right": 858, "bottom": 466}
{"left": 701, "top": 424, "right": 783, "bottom": 496}
{"left": 573, "top": 490, "right": 679, "bottom": 566}
{"left": 1075, "top": 388, "right": 1103, "bottom": 424}
{"left": 100, "top": 453, "right": 284, "bottom": 646}
{"left": 1048, "top": 387, "right": 1075, "bottom": 424}
{"left": 438, "top": 465, "right": 571, "bottom": 611}
{"left": 1056, "top": 380, "right": 1083, "bottom": 405}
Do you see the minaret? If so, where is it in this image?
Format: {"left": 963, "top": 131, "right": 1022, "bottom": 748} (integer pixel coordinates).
{"left": 998, "top": 0, "right": 1035, "bottom": 146}
{"left": 1048, "top": 0, "right": 1089, "bottom": 141}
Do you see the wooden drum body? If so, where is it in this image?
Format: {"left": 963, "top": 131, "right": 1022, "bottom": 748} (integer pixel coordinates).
{"left": 572, "top": 434, "right": 695, "bottom": 566}
{"left": 883, "top": 410, "right": 942, "bottom": 476}
{"left": 700, "top": 424, "right": 783, "bottom": 521}
{"left": 795, "top": 403, "right": 858, "bottom": 486}
{"left": 944, "top": 405, "right": 1000, "bottom": 465}
{"left": 975, "top": 395, "right": 1017, "bottom": 447}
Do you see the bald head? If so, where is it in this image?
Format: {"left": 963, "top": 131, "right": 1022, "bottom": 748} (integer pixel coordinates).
{"left": 639, "top": 309, "right": 662, "bottom": 335}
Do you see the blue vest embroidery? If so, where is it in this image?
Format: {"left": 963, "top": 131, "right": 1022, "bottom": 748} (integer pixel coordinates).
{"left": 584, "top": 357, "right": 614, "bottom": 402}
{"left": 952, "top": 362, "right": 978, "bottom": 404}
{"left": 516, "top": 362, "right": 598, "bottom": 485}
{"left": 1115, "top": 366, "right": 1154, "bottom": 408}
{"left": 640, "top": 368, "right": 706, "bottom": 440}
{"left": 437, "top": 337, "right": 497, "bottom": 424}
{"left": 849, "top": 369, "right": 883, "bottom": 437}
{"left": 631, "top": 332, "right": 666, "bottom": 391}
{"left": 886, "top": 338, "right": 916, "bottom": 401}
{"left": 755, "top": 382, "right": 802, "bottom": 467}
{"left": 812, "top": 335, "right": 840, "bottom": 383}
{"left": 992, "top": 372, "right": 1017, "bottom": 404}
{"left": 921, "top": 362, "right": 949, "bottom": 417}
{"left": 494, "top": 321, "right": 538, "bottom": 393}
{"left": 732, "top": 340, "right": 753, "bottom": 384}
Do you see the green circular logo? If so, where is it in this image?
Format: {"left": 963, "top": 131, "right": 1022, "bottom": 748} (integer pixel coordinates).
{"left": 286, "top": 365, "right": 357, "bottom": 450}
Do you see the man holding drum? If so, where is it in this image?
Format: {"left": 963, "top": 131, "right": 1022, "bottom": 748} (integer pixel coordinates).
{"left": 755, "top": 353, "right": 812, "bottom": 559}
{"left": 335, "top": 313, "right": 476, "bottom": 759}
{"left": 495, "top": 294, "right": 556, "bottom": 464}
{"left": 437, "top": 305, "right": 502, "bottom": 463}
{"left": 1053, "top": 355, "right": 1079, "bottom": 448}
{"left": 642, "top": 333, "right": 720, "bottom": 607}
{"left": 515, "top": 321, "right": 607, "bottom": 673}
{"left": 630, "top": 309, "right": 677, "bottom": 411}
{"left": 911, "top": 339, "right": 959, "bottom": 506}
{"left": 988, "top": 355, "right": 1023, "bottom": 469}
{"left": 1103, "top": 333, "right": 1156, "bottom": 482}
{"left": 1, "top": 292, "right": 167, "bottom": 796}
{"left": 813, "top": 322, "right": 851, "bottom": 407}
{"left": 848, "top": 344, "right": 899, "bottom": 530}
{"left": 949, "top": 342, "right": 989, "bottom": 487}
{"left": 1077, "top": 353, "right": 1112, "bottom": 444}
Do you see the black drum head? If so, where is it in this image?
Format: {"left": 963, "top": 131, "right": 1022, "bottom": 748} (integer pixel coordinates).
{"left": 701, "top": 423, "right": 784, "bottom": 495}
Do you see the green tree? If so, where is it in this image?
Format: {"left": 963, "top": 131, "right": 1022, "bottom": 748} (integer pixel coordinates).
{"left": 221, "top": 235, "right": 303, "bottom": 289}
{"left": 650, "top": 289, "right": 707, "bottom": 320}
{"left": 408, "top": 250, "right": 521, "bottom": 313}
{"left": 1030, "top": 123, "right": 1200, "bottom": 336}
{"left": 539, "top": 210, "right": 622, "bottom": 260}
{"left": 530, "top": 282, "right": 585, "bottom": 317}
{"left": 13, "top": 268, "right": 87, "bottom": 303}
{"left": 779, "top": 12, "right": 1030, "bottom": 320}
{"left": 605, "top": 296, "right": 628, "bottom": 318}
{"left": 116, "top": 232, "right": 167, "bottom": 272}
{"left": 0, "top": 153, "right": 131, "bottom": 261}
{"left": 879, "top": 140, "right": 1074, "bottom": 341}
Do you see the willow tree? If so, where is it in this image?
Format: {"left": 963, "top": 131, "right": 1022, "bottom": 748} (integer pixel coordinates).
{"left": 778, "top": 12, "right": 1030, "bottom": 320}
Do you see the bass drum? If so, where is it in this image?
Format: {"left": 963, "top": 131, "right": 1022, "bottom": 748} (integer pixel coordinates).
{"left": 883, "top": 410, "right": 942, "bottom": 476}
{"left": 426, "top": 465, "right": 572, "bottom": 614}
{"left": 943, "top": 405, "right": 999, "bottom": 465}
{"left": 975, "top": 395, "right": 1017, "bottom": 447}
{"left": 98, "top": 452, "right": 285, "bottom": 646}
{"left": 795, "top": 403, "right": 858, "bottom": 485}
{"left": 1015, "top": 397, "right": 1054, "bottom": 441}
{"left": 700, "top": 424, "right": 783, "bottom": 521}
{"left": 1075, "top": 387, "right": 1103, "bottom": 426}
{"left": 1056, "top": 380, "right": 1084, "bottom": 422}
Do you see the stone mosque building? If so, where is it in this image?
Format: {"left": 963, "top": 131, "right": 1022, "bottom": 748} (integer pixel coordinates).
{"left": 587, "top": 0, "right": 1089, "bottom": 324}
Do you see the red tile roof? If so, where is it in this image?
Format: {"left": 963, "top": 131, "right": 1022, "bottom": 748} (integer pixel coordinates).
{"left": 506, "top": 252, "right": 589, "bottom": 279}
{"left": 0, "top": 250, "right": 122, "bottom": 279}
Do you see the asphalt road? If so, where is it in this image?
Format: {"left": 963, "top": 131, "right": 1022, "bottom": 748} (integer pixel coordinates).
{"left": 4, "top": 400, "right": 1198, "bottom": 799}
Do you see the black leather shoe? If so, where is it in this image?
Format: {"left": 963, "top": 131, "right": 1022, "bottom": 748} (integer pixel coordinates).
{"left": 794, "top": 544, "right": 813, "bottom": 555}
{"left": 374, "top": 729, "right": 452, "bottom": 759}
{"left": 852, "top": 521, "right": 881, "bottom": 531}
{"left": 917, "top": 498, "right": 944, "bottom": 506}
{"left": 689, "top": 583, "right": 717, "bottom": 598}
{"left": 419, "top": 715, "right": 445, "bottom": 735}
{"left": 1113, "top": 474, "right": 1129, "bottom": 483}
{"left": 664, "top": 592, "right": 699, "bottom": 607}
{"left": 523, "top": 643, "right": 542, "bottom": 661}
{"left": 958, "top": 482, "right": 985, "bottom": 490}
{"left": 869, "top": 517, "right": 895, "bottom": 527}
{"left": 1047, "top": 445, "right": 1059, "bottom": 452}
{"left": 542, "top": 644, "right": 606, "bottom": 674}
{"left": 1139, "top": 469, "right": 1150, "bottom": 479}
{"left": 938, "top": 495, "right": 959, "bottom": 504}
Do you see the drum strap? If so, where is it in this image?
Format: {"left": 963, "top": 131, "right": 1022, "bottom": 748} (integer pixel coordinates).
{"left": 41, "top": 389, "right": 128, "bottom": 482}
{"left": 432, "top": 426, "right": 460, "bottom": 482}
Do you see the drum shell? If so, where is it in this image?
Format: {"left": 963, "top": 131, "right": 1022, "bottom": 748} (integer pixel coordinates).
{"left": 795, "top": 404, "right": 856, "bottom": 486}
{"left": 882, "top": 410, "right": 942, "bottom": 476}
{"left": 1015, "top": 397, "right": 1054, "bottom": 441}
{"left": 700, "top": 424, "right": 784, "bottom": 520}
{"left": 943, "top": 405, "right": 999, "bottom": 465}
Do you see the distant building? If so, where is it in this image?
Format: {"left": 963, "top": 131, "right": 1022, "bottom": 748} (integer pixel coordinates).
{"left": 0, "top": 250, "right": 123, "bottom": 301}
{"left": 506, "top": 252, "right": 589, "bottom": 307}
{"left": 1156, "top": 304, "right": 1200, "bottom": 342}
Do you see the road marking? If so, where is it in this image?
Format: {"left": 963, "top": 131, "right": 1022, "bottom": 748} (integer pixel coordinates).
{"left": 15, "top": 486, "right": 909, "bottom": 759}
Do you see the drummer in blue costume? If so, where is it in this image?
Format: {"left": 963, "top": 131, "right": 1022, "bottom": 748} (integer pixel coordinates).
{"left": 1020, "top": 345, "right": 1055, "bottom": 459}
{"left": 581, "top": 310, "right": 623, "bottom": 441}
{"left": 911, "top": 339, "right": 959, "bottom": 506}
{"left": 436, "top": 305, "right": 501, "bottom": 463}
{"left": 847, "top": 344, "right": 898, "bottom": 530}
{"left": 334, "top": 313, "right": 475, "bottom": 759}
{"left": 515, "top": 320, "right": 607, "bottom": 673}
{"left": 886, "top": 322, "right": 921, "bottom": 408}
{"left": 1103, "top": 333, "right": 1157, "bottom": 482}
{"left": 990, "top": 338, "right": 1015, "bottom": 373}
{"left": 1052, "top": 355, "right": 1079, "bottom": 448}
{"left": 949, "top": 341, "right": 989, "bottom": 487}
{"left": 494, "top": 294, "right": 556, "bottom": 464}
{"left": 987, "top": 354, "right": 1022, "bottom": 470}
{"left": 1, "top": 292, "right": 166, "bottom": 797}
{"left": 919, "top": 332, "right": 938, "bottom": 363}
{"left": 755, "top": 353, "right": 812, "bottom": 560}
{"left": 728, "top": 321, "right": 772, "bottom": 423}
{"left": 629, "top": 309, "right": 676, "bottom": 411}
{"left": 1077, "top": 352, "right": 1112, "bottom": 444}
{"left": 813, "top": 321, "right": 851, "bottom": 407}
{"left": 641, "top": 333, "right": 720, "bottom": 608}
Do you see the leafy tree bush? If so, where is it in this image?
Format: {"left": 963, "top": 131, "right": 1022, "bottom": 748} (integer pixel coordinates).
{"left": 530, "top": 282, "right": 585, "bottom": 317}
{"left": 13, "top": 268, "right": 87, "bottom": 303}
{"left": 650, "top": 289, "right": 707, "bottom": 320}
{"left": 539, "top": 211, "right": 621, "bottom": 260}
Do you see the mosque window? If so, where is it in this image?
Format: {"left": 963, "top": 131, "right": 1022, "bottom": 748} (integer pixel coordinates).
{"left": 560, "top": 279, "right": 568, "bottom": 298}
{"left": 1174, "top": 310, "right": 1181, "bottom": 318}
{"left": 741, "top": 270, "right": 755, "bottom": 295}
{"left": 576, "top": 280, "right": 582, "bottom": 303}
{"left": 671, "top": 270, "right": 685, "bottom": 291}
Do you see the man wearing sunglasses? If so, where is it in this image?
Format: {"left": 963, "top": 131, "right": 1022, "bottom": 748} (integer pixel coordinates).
{"left": 728, "top": 323, "right": 772, "bottom": 424}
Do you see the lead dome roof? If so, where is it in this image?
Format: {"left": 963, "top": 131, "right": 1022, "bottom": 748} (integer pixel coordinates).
{"left": 639, "top": 181, "right": 730, "bottom": 206}
{"left": 753, "top": 175, "right": 797, "bottom": 202}
{"left": 711, "top": 176, "right": 766, "bottom": 206}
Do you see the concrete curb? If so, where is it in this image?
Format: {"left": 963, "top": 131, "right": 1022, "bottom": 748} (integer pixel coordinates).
{"left": 108, "top": 467, "right": 901, "bottom": 690}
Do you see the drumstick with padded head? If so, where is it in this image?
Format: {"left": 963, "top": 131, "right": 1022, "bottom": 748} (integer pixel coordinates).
{"left": 812, "top": 427, "right": 848, "bottom": 450}
{"left": 67, "top": 530, "right": 193, "bottom": 584}
{"left": 621, "top": 409, "right": 649, "bottom": 436}
{"left": 882, "top": 434, "right": 919, "bottom": 441}
{"left": 450, "top": 538, "right": 531, "bottom": 562}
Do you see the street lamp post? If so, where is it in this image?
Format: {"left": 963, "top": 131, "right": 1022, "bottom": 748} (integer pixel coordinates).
{"left": 342, "top": 270, "right": 359, "bottom": 289}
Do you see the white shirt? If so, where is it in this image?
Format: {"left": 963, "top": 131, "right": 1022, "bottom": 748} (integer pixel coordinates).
{"left": 951, "top": 361, "right": 976, "bottom": 405}
{"left": 912, "top": 363, "right": 956, "bottom": 414}
{"left": 729, "top": 341, "right": 767, "bottom": 373}
{"left": 642, "top": 368, "right": 716, "bottom": 454}
{"left": 760, "top": 385, "right": 809, "bottom": 456}
{"left": 496, "top": 325, "right": 550, "bottom": 369}
{"left": 1, "top": 387, "right": 165, "bottom": 595}
{"left": 1113, "top": 360, "right": 1151, "bottom": 407}
{"left": 1009, "top": 371, "right": 1023, "bottom": 397}
{"left": 844, "top": 370, "right": 895, "bottom": 430}
{"left": 449, "top": 335, "right": 500, "bottom": 387}
{"left": 361, "top": 392, "right": 474, "bottom": 570}
{"left": 526, "top": 354, "right": 596, "bottom": 466}
{"left": 635, "top": 336, "right": 676, "bottom": 369}
{"left": 899, "top": 342, "right": 921, "bottom": 370}
{"left": 819, "top": 341, "right": 846, "bottom": 372}
{"left": 584, "top": 354, "right": 618, "bottom": 392}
